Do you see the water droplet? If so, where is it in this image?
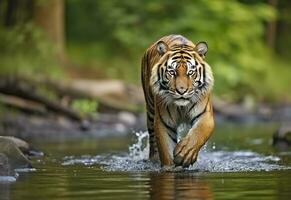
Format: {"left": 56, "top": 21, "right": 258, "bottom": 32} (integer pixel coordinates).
{"left": 212, "top": 142, "right": 216, "bottom": 150}
{"left": 61, "top": 132, "right": 291, "bottom": 172}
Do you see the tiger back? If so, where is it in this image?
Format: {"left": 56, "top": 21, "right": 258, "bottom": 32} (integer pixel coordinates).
{"left": 141, "top": 35, "right": 214, "bottom": 167}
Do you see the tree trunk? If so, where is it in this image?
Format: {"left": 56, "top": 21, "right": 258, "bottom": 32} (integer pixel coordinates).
{"left": 266, "top": 0, "right": 278, "bottom": 49}
{"left": 34, "top": 0, "right": 65, "bottom": 63}
{"left": 4, "top": 0, "right": 18, "bottom": 26}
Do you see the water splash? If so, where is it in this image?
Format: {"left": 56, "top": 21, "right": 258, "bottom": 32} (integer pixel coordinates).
{"left": 211, "top": 142, "right": 216, "bottom": 150}
{"left": 62, "top": 131, "right": 159, "bottom": 171}
{"left": 128, "top": 131, "right": 149, "bottom": 160}
{"left": 62, "top": 131, "right": 291, "bottom": 172}
{"left": 15, "top": 168, "right": 37, "bottom": 173}
{"left": 0, "top": 176, "right": 17, "bottom": 183}
{"left": 191, "top": 151, "right": 287, "bottom": 172}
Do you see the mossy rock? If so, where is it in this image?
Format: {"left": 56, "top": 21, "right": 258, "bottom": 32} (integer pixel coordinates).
{"left": 273, "top": 124, "right": 291, "bottom": 149}
{"left": 0, "top": 136, "right": 32, "bottom": 173}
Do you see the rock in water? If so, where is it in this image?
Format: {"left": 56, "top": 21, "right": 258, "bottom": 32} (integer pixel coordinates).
{"left": 0, "top": 153, "right": 11, "bottom": 176}
{"left": 273, "top": 123, "right": 291, "bottom": 149}
{"left": 0, "top": 136, "right": 43, "bottom": 158}
{"left": 0, "top": 136, "right": 32, "bottom": 172}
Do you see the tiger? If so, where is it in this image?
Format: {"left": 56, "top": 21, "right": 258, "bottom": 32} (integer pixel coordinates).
{"left": 141, "top": 34, "right": 214, "bottom": 168}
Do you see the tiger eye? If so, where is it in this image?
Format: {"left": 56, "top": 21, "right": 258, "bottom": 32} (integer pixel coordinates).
{"left": 171, "top": 62, "right": 177, "bottom": 68}
{"left": 168, "top": 70, "right": 175, "bottom": 76}
{"left": 188, "top": 70, "right": 194, "bottom": 75}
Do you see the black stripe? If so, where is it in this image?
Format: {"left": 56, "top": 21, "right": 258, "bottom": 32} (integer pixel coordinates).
{"left": 177, "top": 107, "right": 182, "bottom": 117}
{"left": 198, "top": 64, "right": 206, "bottom": 89}
{"left": 147, "top": 112, "right": 154, "bottom": 122}
{"left": 149, "top": 90, "right": 154, "bottom": 102}
{"left": 171, "top": 47, "right": 181, "bottom": 51}
{"left": 188, "top": 102, "right": 197, "bottom": 112}
{"left": 172, "top": 55, "right": 182, "bottom": 60}
{"left": 160, "top": 82, "right": 168, "bottom": 90}
{"left": 148, "top": 127, "right": 154, "bottom": 132}
{"left": 168, "top": 132, "right": 177, "bottom": 143}
{"left": 157, "top": 64, "right": 161, "bottom": 81}
{"left": 162, "top": 120, "right": 176, "bottom": 134}
{"left": 157, "top": 65, "right": 168, "bottom": 90}
{"left": 183, "top": 56, "right": 192, "bottom": 60}
{"left": 148, "top": 97, "right": 154, "bottom": 107}
{"left": 166, "top": 106, "right": 174, "bottom": 121}
{"left": 171, "top": 46, "right": 194, "bottom": 51}
{"left": 197, "top": 67, "right": 203, "bottom": 87}
{"left": 147, "top": 104, "right": 154, "bottom": 115}
{"left": 203, "top": 64, "right": 206, "bottom": 84}
{"left": 160, "top": 66, "right": 169, "bottom": 88}
{"left": 155, "top": 112, "right": 177, "bottom": 143}
{"left": 158, "top": 112, "right": 176, "bottom": 134}
{"left": 164, "top": 60, "right": 168, "bottom": 67}
{"left": 178, "top": 51, "right": 193, "bottom": 57}
{"left": 194, "top": 69, "right": 198, "bottom": 79}
{"left": 148, "top": 91, "right": 154, "bottom": 105}
{"left": 147, "top": 101, "right": 155, "bottom": 114}
{"left": 199, "top": 67, "right": 202, "bottom": 80}
{"left": 190, "top": 98, "right": 209, "bottom": 126}
{"left": 147, "top": 92, "right": 154, "bottom": 103}
{"left": 160, "top": 67, "right": 165, "bottom": 80}
{"left": 150, "top": 140, "right": 155, "bottom": 144}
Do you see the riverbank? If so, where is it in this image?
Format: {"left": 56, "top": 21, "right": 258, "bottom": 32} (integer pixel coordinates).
{"left": 1, "top": 102, "right": 291, "bottom": 141}
{"left": 1, "top": 77, "right": 291, "bottom": 140}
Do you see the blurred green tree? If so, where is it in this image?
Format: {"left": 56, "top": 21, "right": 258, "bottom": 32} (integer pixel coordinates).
{"left": 0, "top": 0, "right": 290, "bottom": 102}
{"left": 0, "top": 0, "right": 64, "bottom": 78}
{"left": 67, "top": 0, "right": 290, "bottom": 102}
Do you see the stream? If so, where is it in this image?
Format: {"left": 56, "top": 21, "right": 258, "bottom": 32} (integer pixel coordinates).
{"left": 1, "top": 123, "right": 291, "bottom": 200}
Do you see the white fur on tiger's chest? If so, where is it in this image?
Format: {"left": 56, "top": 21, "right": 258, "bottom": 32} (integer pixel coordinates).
{"left": 163, "top": 102, "right": 202, "bottom": 129}
{"left": 174, "top": 99, "right": 191, "bottom": 106}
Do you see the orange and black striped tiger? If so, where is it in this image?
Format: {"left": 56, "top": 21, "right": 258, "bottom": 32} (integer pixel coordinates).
{"left": 141, "top": 35, "right": 214, "bottom": 168}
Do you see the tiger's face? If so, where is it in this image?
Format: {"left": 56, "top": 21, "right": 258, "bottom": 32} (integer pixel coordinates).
{"left": 151, "top": 41, "right": 213, "bottom": 106}
{"left": 165, "top": 56, "right": 201, "bottom": 106}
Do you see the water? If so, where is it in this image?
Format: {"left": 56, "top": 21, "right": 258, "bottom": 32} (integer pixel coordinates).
{"left": 62, "top": 131, "right": 288, "bottom": 172}
{"left": 1, "top": 123, "right": 291, "bottom": 200}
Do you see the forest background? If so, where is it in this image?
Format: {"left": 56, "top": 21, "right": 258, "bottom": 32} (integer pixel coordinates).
{"left": 0, "top": 0, "right": 290, "bottom": 116}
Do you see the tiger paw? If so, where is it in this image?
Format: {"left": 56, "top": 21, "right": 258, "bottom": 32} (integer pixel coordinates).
{"left": 173, "top": 137, "right": 199, "bottom": 168}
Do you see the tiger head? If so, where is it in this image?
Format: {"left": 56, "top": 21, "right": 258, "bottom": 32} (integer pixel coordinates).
{"left": 150, "top": 40, "right": 214, "bottom": 106}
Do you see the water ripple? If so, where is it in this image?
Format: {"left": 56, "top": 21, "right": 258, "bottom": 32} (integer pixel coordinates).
{"left": 62, "top": 131, "right": 291, "bottom": 172}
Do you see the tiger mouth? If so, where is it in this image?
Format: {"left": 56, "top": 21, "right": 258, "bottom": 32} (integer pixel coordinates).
{"left": 174, "top": 97, "right": 191, "bottom": 102}
{"left": 177, "top": 97, "right": 188, "bottom": 100}
{"left": 174, "top": 98, "right": 191, "bottom": 106}
{"left": 168, "top": 90, "right": 192, "bottom": 100}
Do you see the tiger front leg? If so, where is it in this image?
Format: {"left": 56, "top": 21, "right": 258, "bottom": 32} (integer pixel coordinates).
{"left": 154, "top": 113, "right": 177, "bottom": 167}
{"left": 173, "top": 111, "right": 214, "bottom": 168}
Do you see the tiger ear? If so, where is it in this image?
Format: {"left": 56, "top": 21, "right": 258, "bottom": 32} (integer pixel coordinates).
{"left": 195, "top": 41, "right": 208, "bottom": 57}
{"left": 157, "top": 41, "right": 169, "bottom": 56}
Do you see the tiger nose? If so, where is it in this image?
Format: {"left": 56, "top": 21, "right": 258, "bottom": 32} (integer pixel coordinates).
{"left": 176, "top": 86, "right": 187, "bottom": 95}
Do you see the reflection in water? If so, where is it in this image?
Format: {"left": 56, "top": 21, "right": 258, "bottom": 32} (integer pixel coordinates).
{"left": 5, "top": 125, "right": 291, "bottom": 200}
{"left": 0, "top": 183, "right": 10, "bottom": 200}
{"left": 150, "top": 173, "right": 213, "bottom": 200}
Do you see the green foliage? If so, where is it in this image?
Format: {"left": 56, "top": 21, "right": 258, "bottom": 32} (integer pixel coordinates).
{"left": 66, "top": 0, "right": 290, "bottom": 102}
{"left": 0, "top": 0, "right": 289, "bottom": 103}
{"left": 0, "top": 22, "right": 63, "bottom": 78}
{"left": 71, "top": 99, "right": 98, "bottom": 114}
{"left": 276, "top": 0, "right": 291, "bottom": 59}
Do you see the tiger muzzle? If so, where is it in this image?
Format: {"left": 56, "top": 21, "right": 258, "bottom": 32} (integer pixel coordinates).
{"left": 176, "top": 86, "right": 187, "bottom": 95}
